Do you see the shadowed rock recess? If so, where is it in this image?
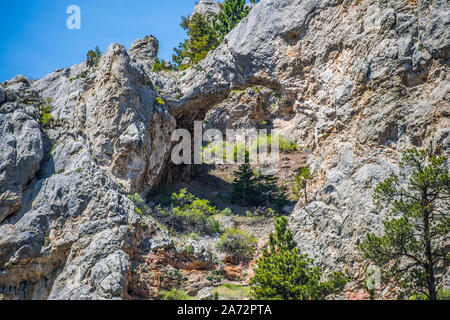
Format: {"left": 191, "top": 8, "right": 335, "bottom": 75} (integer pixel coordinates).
{"left": 0, "top": 0, "right": 449, "bottom": 299}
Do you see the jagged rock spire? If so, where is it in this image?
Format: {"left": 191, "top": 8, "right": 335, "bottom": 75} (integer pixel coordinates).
{"left": 192, "top": 0, "right": 221, "bottom": 17}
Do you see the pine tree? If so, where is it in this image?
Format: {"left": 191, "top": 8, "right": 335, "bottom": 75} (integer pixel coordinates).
{"left": 214, "top": 0, "right": 251, "bottom": 42}
{"left": 359, "top": 149, "right": 449, "bottom": 300}
{"left": 251, "top": 216, "right": 348, "bottom": 300}
{"left": 231, "top": 165, "right": 288, "bottom": 207}
{"left": 231, "top": 163, "right": 257, "bottom": 205}
{"left": 172, "top": 1, "right": 257, "bottom": 69}
{"left": 256, "top": 173, "right": 288, "bottom": 209}
{"left": 172, "top": 14, "right": 220, "bottom": 70}
{"left": 292, "top": 167, "right": 313, "bottom": 203}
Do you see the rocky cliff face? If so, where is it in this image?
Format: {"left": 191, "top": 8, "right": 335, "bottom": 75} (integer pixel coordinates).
{"left": 0, "top": 43, "right": 174, "bottom": 299}
{"left": 162, "top": 0, "right": 449, "bottom": 292}
{"left": 0, "top": 0, "right": 448, "bottom": 299}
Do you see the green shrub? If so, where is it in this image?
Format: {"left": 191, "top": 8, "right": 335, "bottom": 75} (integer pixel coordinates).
{"left": 202, "top": 141, "right": 249, "bottom": 164}
{"left": 188, "top": 232, "right": 200, "bottom": 240}
{"left": 159, "top": 288, "right": 190, "bottom": 300}
{"left": 216, "top": 228, "right": 257, "bottom": 262}
{"left": 154, "top": 189, "right": 221, "bottom": 235}
{"left": 221, "top": 207, "right": 233, "bottom": 216}
{"left": 410, "top": 288, "right": 450, "bottom": 300}
{"left": 212, "top": 284, "right": 251, "bottom": 300}
{"left": 252, "top": 207, "right": 277, "bottom": 218}
{"left": 152, "top": 58, "right": 172, "bottom": 72}
{"left": 127, "top": 192, "right": 151, "bottom": 230}
{"left": 292, "top": 167, "right": 313, "bottom": 203}
{"left": 127, "top": 193, "right": 145, "bottom": 206}
{"left": 69, "top": 71, "right": 87, "bottom": 82}
{"left": 278, "top": 135, "right": 299, "bottom": 152}
{"left": 39, "top": 98, "right": 54, "bottom": 128}
{"left": 155, "top": 97, "right": 165, "bottom": 105}
{"left": 184, "top": 245, "right": 195, "bottom": 254}
{"left": 255, "top": 134, "right": 299, "bottom": 153}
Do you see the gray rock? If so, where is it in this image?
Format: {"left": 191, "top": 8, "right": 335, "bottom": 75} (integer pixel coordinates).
{"left": 282, "top": 204, "right": 295, "bottom": 215}
{"left": 129, "top": 35, "right": 159, "bottom": 72}
{"left": 0, "top": 136, "right": 145, "bottom": 299}
{"left": 0, "top": 87, "right": 5, "bottom": 104}
{"left": 5, "top": 75, "right": 30, "bottom": 91}
{"left": 31, "top": 64, "right": 87, "bottom": 122}
{"left": 0, "top": 108, "right": 43, "bottom": 223}
{"left": 78, "top": 43, "right": 176, "bottom": 195}
{"left": 192, "top": 0, "right": 221, "bottom": 18}
{"left": 0, "top": 44, "right": 172, "bottom": 300}
{"left": 197, "top": 287, "right": 214, "bottom": 300}
{"left": 419, "top": 0, "right": 450, "bottom": 59}
{"left": 5, "top": 89, "right": 18, "bottom": 102}
{"left": 159, "top": 0, "right": 449, "bottom": 294}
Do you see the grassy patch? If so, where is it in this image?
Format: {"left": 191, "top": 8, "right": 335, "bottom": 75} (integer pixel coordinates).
{"left": 256, "top": 134, "right": 299, "bottom": 153}
{"left": 158, "top": 288, "right": 190, "bottom": 300}
{"left": 212, "top": 284, "right": 251, "bottom": 300}
{"left": 69, "top": 71, "right": 87, "bottom": 82}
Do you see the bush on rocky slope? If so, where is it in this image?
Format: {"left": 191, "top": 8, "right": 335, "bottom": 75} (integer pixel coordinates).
{"left": 153, "top": 189, "right": 222, "bottom": 235}
{"left": 256, "top": 133, "right": 300, "bottom": 153}
{"left": 292, "top": 167, "right": 313, "bottom": 203}
{"left": 39, "top": 98, "right": 54, "bottom": 128}
{"left": 159, "top": 288, "right": 190, "bottom": 300}
{"left": 152, "top": 57, "right": 172, "bottom": 72}
{"left": 86, "top": 46, "right": 102, "bottom": 68}
{"left": 216, "top": 228, "right": 257, "bottom": 262}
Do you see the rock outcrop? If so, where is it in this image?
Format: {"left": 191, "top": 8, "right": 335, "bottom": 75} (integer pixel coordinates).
{"left": 0, "top": 102, "right": 43, "bottom": 223}
{"left": 192, "top": 0, "right": 221, "bottom": 18}
{"left": 0, "top": 43, "right": 174, "bottom": 299}
{"left": 129, "top": 35, "right": 159, "bottom": 73}
{"left": 74, "top": 43, "right": 175, "bottom": 195}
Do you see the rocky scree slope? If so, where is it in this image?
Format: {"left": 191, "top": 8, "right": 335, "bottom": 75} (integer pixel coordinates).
{"left": 0, "top": 0, "right": 449, "bottom": 299}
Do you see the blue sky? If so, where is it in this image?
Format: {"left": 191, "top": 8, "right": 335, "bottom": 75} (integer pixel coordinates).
{"left": 0, "top": 0, "right": 198, "bottom": 82}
